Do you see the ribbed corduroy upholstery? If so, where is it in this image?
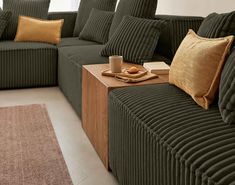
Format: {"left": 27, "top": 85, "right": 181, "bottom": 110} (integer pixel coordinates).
{"left": 79, "top": 9, "right": 114, "bottom": 44}
{"left": 58, "top": 45, "right": 107, "bottom": 117}
{"left": 198, "top": 12, "right": 235, "bottom": 38}
{"left": 0, "top": 9, "right": 11, "bottom": 39}
{"left": 101, "top": 16, "right": 167, "bottom": 64}
{"left": 56, "top": 14, "right": 204, "bottom": 117}
{"left": 109, "top": 0, "right": 158, "bottom": 38}
{"left": 2, "top": 0, "right": 50, "bottom": 40}
{"left": 109, "top": 84, "right": 235, "bottom": 185}
{"left": 155, "top": 15, "right": 204, "bottom": 60}
{"left": 219, "top": 48, "right": 235, "bottom": 124}
{"left": 48, "top": 12, "right": 77, "bottom": 38}
{"left": 58, "top": 37, "right": 99, "bottom": 47}
{"left": 0, "top": 41, "right": 57, "bottom": 89}
{"left": 73, "top": 0, "right": 117, "bottom": 37}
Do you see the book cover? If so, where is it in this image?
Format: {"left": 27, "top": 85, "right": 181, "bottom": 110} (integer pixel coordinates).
{"left": 143, "top": 62, "right": 170, "bottom": 75}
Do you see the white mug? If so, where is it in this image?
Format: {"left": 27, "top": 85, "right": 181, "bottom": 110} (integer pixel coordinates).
{"left": 109, "top": 55, "right": 123, "bottom": 73}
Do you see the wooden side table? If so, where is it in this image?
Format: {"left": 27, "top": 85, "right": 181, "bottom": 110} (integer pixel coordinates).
{"left": 82, "top": 63, "right": 169, "bottom": 169}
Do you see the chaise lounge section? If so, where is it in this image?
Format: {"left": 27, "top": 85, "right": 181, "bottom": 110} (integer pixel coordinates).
{"left": 109, "top": 83, "right": 235, "bottom": 185}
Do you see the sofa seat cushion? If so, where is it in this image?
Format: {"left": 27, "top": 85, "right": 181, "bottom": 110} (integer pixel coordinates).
{"left": 59, "top": 45, "right": 107, "bottom": 66}
{"left": 0, "top": 41, "right": 57, "bottom": 89}
{"left": 0, "top": 40, "right": 56, "bottom": 50}
{"left": 58, "top": 37, "right": 100, "bottom": 47}
{"left": 109, "top": 84, "right": 235, "bottom": 185}
{"left": 58, "top": 45, "right": 108, "bottom": 117}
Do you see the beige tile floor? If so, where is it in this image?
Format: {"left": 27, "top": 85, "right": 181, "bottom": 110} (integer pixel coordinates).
{"left": 0, "top": 87, "right": 118, "bottom": 185}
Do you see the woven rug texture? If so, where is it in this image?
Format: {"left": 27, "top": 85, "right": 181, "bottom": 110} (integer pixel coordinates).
{"left": 0, "top": 104, "right": 73, "bottom": 185}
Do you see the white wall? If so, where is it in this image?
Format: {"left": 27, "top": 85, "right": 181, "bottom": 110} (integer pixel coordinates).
{"left": 0, "top": 0, "right": 80, "bottom": 11}
{"left": 49, "top": 0, "right": 79, "bottom": 12}
{"left": 0, "top": 0, "right": 234, "bottom": 16}
{"left": 157, "top": 0, "right": 235, "bottom": 17}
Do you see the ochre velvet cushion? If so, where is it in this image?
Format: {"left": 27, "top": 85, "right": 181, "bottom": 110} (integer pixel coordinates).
{"left": 15, "top": 16, "right": 64, "bottom": 44}
{"left": 169, "top": 29, "right": 234, "bottom": 109}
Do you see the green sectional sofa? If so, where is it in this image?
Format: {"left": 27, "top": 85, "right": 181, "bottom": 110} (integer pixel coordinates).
{"left": 1, "top": 8, "right": 235, "bottom": 185}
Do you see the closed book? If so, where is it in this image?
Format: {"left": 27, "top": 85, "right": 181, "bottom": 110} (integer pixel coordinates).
{"left": 143, "top": 62, "right": 170, "bottom": 75}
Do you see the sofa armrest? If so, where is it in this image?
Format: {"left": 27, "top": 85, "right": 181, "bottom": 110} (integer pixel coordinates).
{"left": 155, "top": 15, "right": 204, "bottom": 61}
{"left": 48, "top": 12, "right": 77, "bottom": 38}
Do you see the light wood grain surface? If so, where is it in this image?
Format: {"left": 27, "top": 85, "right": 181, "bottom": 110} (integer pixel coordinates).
{"left": 82, "top": 63, "right": 169, "bottom": 169}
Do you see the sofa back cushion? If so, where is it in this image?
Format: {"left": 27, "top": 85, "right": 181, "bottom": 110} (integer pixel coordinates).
{"left": 73, "top": 0, "right": 117, "bottom": 37}
{"left": 79, "top": 9, "right": 114, "bottom": 44}
{"left": 155, "top": 15, "right": 203, "bottom": 61}
{"left": 101, "top": 16, "right": 167, "bottom": 64}
{"left": 0, "top": 8, "right": 12, "bottom": 39}
{"left": 109, "top": 0, "right": 158, "bottom": 38}
{"left": 197, "top": 11, "right": 235, "bottom": 38}
{"left": 169, "top": 30, "right": 234, "bottom": 109}
{"left": 219, "top": 48, "right": 235, "bottom": 124}
{"left": 2, "top": 0, "right": 50, "bottom": 40}
{"left": 48, "top": 12, "right": 77, "bottom": 38}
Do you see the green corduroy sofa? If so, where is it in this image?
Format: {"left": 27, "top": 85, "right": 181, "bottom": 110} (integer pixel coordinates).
{"left": 0, "top": 11, "right": 203, "bottom": 117}
{"left": 2, "top": 10, "right": 235, "bottom": 185}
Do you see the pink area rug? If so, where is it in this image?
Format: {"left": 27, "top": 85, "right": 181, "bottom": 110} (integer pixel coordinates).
{"left": 0, "top": 104, "right": 73, "bottom": 185}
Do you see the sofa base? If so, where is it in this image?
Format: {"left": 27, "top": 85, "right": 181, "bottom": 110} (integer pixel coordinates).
{"left": 0, "top": 41, "right": 58, "bottom": 89}
{"left": 58, "top": 50, "right": 83, "bottom": 117}
{"left": 58, "top": 45, "right": 108, "bottom": 117}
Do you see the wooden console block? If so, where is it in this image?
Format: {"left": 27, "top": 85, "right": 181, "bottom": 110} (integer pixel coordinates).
{"left": 82, "top": 63, "right": 169, "bottom": 169}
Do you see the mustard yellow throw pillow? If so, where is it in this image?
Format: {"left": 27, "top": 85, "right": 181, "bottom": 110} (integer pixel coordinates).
{"left": 15, "top": 16, "right": 64, "bottom": 44}
{"left": 169, "top": 29, "right": 234, "bottom": 109}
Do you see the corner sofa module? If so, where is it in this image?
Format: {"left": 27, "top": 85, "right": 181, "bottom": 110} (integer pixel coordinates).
{"left": 109, "top": 84, "right": 235, "bottom": 185}
{"left": 0, "top": 41, "right": 57, "bottom": 89}
{"left": 57, "top": 15, "right": 203, "bottom": 118}
{"left": 58, "top": 45, "right": 108, "bottom": 117}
